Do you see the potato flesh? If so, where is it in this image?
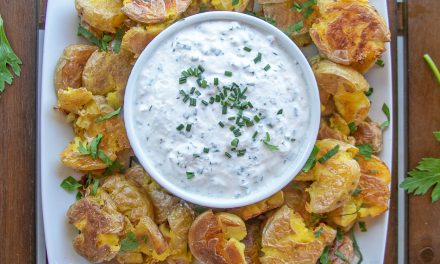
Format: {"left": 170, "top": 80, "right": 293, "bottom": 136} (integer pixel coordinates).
{"left": 75, "top": 0, "right": 126, "bottom": 33}
{"left": 227, "top": 191, "right": 284, "bottom": 221}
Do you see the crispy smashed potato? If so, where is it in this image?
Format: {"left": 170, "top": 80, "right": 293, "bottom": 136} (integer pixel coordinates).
{"left": 298, "top": 139, "right": 361, "bottom": 214}
{"left": 329, "top": 235, "right": 355, "bottom": 264}
{"left": 211, "top": 0, "right": 251, "bottom": 12}
{"left": 310, "top": 1, "right": 390, "bottom": 73}
{"left": 260, "top": 205, "right": 336, "bottom": 264}
{"left": 55, "top": 44, "right": 97, "bottom": 92}
{"left": 67, "top": 189, "right": 125, "bottom": 263}
{"left": 57, "top": 87, "right": 93, "bottom": 113}
{"left": 334, "top": 88, "right": 370, "bottom": 124}
{"left": 327, "top": 197, "right": 361, "bottom": 230}
{"left": 122, "top": 0, "right": 192, "bottom": 24}
{"left": 82, "top": 50, "right": 133, "bottom": 96}
{"left": 242, "top": 220, "right": 262, "bottom": 264}
{"left": 352, "top": 120, "right": 383, "bottom": 153}
{"left": 75, "top": 0, "right": 126, "bottom": 33}
{"left": 121, "top": 25, "right": 166, "bottom": 55}
{"left": 188, "top": 210, "right": 247, "bottom": 264}
{"left": 101, "top": 175, "right": 155, "bottom": 224}
{"left": 356, "top": 155, "right": 390, "bottom": 218}
{"left": 282, "top": 181, "right": 312, "bottom": 226}
{"left": 227, "top": 191, "right": 284, "bottom": 221}
{"left": 135, "top": 215, "right": 169, "bottom": 256}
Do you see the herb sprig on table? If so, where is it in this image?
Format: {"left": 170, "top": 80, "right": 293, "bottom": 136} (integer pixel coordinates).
{"left": 0, "top": 15, "right": 22, "bottom": 93}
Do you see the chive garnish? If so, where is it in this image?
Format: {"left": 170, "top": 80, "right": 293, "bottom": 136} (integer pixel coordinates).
{"left": 228, "top": 116, "right": 236, "bottom": 121}
{"left": 348, "top": 122, "right": 357, "bottom": 134}
{"left": 277, "top": 109, "right": 283, "bottom": 115}
{"left": 198, "top": 65, "right": 205, "bottom": 72}
{"left": 244, "top": 46, "right": 252, "bottom": 52}
{"left": 302, "top": 145, "right": 319, "bottom": 172}
{"left": 195, "top": 90, "right": 202, "bottom": 96}
{"left": 225, "top": 152, "right": 232, "bottom": 158}
{"left": 253, "top": 52, "right": 262, "bottom": 63}
{"left": 214, "top": 77, "right": 219, "bottom": 85}
{"left": 254, "top": 115, "right": 261, "bottom": 123}
{"left": 252, "top": 131, "right": 258, "bottom": 140}
{"left": 222, "top": 104, "right": 227, "bottom": 114}
{"left": 179, "top": 76, "right": 187, "bottom": 84}
{"left": 365, "top": 87, "right": 374, "bottom": 96}
{"left": 201, "top": 100, "right": 208, "bottom": 106}
{"left": 209, "top": 97, "right": 215, "bottom": 104}
{"left": 193, "top": 154, "right": 200, "bottom": 158}
{"left": 264, "top": 64, "right": 271, "bottom": 71}
{"left": 237, "top": 149, "right": 246, "bottom": 157}
{"left": 190, "top": 87, "right": 196, "bottom": 95}
{"left": 189, "top": 98, "right": 197, "bottom": 106}
{"left": 376, "top": 59, "right": 385, "bottom": 67}
{"left": 203, "top": 147, "right": 210, "bottom": 153}
{"left": 231, "top": 138, "right": 239, "bottom": 147}
{"left": 176, "top": 124, "right": 185, "bottom": 131}
{"left": 186, "top": 123, "right": 192, "bottom": 132}
{"left": 218, "top": 121, "right": 225, "bottom": 128}
{"left": 186, "top": 171, "right": 195, "bottom": 179}
{"left": 183, "top": 95, "right": 190, "bottom": 103}
{"left": 224, "top": 71, "right": 233, "bottom": 77}
{"left": 359, "top": 221, "right": 367, "bottom": 232}
{"left": 318, "top": 145, "right": 339, "bottom": 163}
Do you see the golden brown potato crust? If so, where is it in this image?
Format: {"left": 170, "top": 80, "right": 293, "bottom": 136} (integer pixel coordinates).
{"left": 122, "top": 0, "right": 192, "bottom": 24}
{"left": 310, "top": 2, "right": 390, "bottom": 73}
{"left": 75, "top": 0, "right": 126, "bottom": 33}
{"left": 329, "top": 235, "right": 355, "bottom": 264}
{"left": 227, "top": 191, "right": 284, "bottom": 221}
{"left": 352, "top": 121, "right": 383, "bottom": 153}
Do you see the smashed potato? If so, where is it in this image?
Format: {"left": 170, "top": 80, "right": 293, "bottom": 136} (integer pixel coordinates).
{"left": 101, "top": 175, "right": 155, "bottom": 224}
{"left": 298, "top": 139, "right": 361, "bottom": 214}
{"left": 242, "top": 220, "right": 262, "bottom": 264}
{"left": 82, "top": 50, "right": 133, "bottom": 96}
{"left": 260, "top": 205, "right": 336, "bottom": 264}
{"left": 57, "top": 87, "right": 93, "bottom": 113}
{"left": 327, "top": 197, "right": 361, "bottom": 230}
{"left": 121, "top": 25, "right": 165, "bottom": 55}
{"left": 227, "top": 191, "right": 284, "bottom": 221}
{"left": 310, "top": 1, "right": 390, "bottom": 73}
{"left": 352, "top": 120, "right": 383, "bottom": 153}
{"left": 67, "top": 190, "right": 125, "bottom": 263}
{"left": 135, "top": 216, "right": 169, "bottom": 256}
{"left": 334, "top": 88, "right": 370, "bottom": 124}
{"left": 356, "top": 155, "right": 390, "bottom": 218}
{"left": 75, "top": 0, "right": 126, "bottom": 33}
{"left": 282, "top": 181, "right": 312, "bottom": 226}
{"left": 211, "top": 0, "right": 251, "bottom": 12}
{"left": 122, "top": 0, "right": 192, "bottom": 24}
{"left": 329, "top": 235, "right": 355, "bottom": 264}
{"left": 55, "top": 44, "right": 97, "bottom": 92}
{"left": 188, "top": 210, "right": 247, "bottom": 264}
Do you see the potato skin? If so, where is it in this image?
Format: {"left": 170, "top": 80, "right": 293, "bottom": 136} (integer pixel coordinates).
{"left": 75, "top": 0, "right": 126, "bottom": 33}
{"left": 122, "top": 0, "right": 192, "bottom": 24}
{"left": 310, "top": 1, "right": 390, "bottom": 73}
{"left": 352, "top": 121, "right": 383, "bottom": 153}
{"left": 55, "top": 44, "right": 97, "bottom": 92}
{"left": 329, "top": 235, "right": 355, "bottom": 264}
{"left": 227, "top": 191, "right": 284, "bottom": 221}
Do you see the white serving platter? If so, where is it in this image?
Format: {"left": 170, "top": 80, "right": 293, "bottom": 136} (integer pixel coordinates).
{"left": 40, "top": 0, "right": 392, "bottom": 263}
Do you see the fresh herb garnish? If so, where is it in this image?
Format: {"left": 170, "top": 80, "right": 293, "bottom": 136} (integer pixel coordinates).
{"left": 60, "top": 176, "right": 82, "bottom": 192}
{"left": 350, "top": 229, "right": 364, "bottom": 264}
{"left": 423, "top": 54, "right": 440, "bottom": 84}
{"left": 336, "top": 228, "right": 343, "bottom": 242}
{"left": 348, "top": 122, "right": 357, "bottom": 135}
{"left": 302, "top": 145, "right": 319, "bottom": 172}
{"left": 232, "top": 0, "right": 239, "bottom": 6}
{"left": 112, "top": 27, "right": 124, "bottom": 53}
{"left": 358, "top": 221, "right": 367, "bottom": 232}
{"left": 318, "top": 145, "right": 339, "bottom": 163}
{"left": 224, "top": 70, "right": 233, "bottom": 77}
{"left": 376, "top": 59, "right": 385, "bottom": 67}
{"left": 0, "top": 15, "right": 22, "bottom": 93}
{"left": 253, "top": 52, "right": 262, "bottom": 64}
{"left": 262, "top": 132, "right": 279, "bottom": 151}
{"left": 186, "top": 171, "right": 195, "bottom": 179}
{"left": 352, "top": 188, "right": 361, "bottom": 196}
{"left": 364, "top": 87, "right": 374, "bottom": 96}
{"left": 231, "top": 138, "right": 239, "bottom": 147}
{"left": 380, "top": 103, "right": 391, "bottom": 129}
{"left": 185, "top": 123, "right": 192, "bottom": 132}
{"left": 77, "top": 24, "right": 111, "bottom": 51}
{"left": 225, "top": 152, "right": 232, "bottom": 158}
{"left": 277, "top": 109, "right": 283, "bottom": 115}
{"left": 357, "top": 144, "right": 373, "bottom": 160}
{"left": 90, "top": 134, "right": 103, "bottom": 159}
{"left": 98, "top": 150, "right": 113, "bottom": 166}
{"left": 319, "top": 246, "right": 330, "bottom": 264}
{"left": 335, "top": 250, "right": 349, "bottom": 262}
{"left": 244, "top": 46, "right": 252, "bottom": 52}
{"left": 91, "top": 178, "right": 100, "bottom": 196}
{"left": 264, "top": 64, "right": 271, "bottom": 71}
{"left": 176, "top": 124, "right": 185, "bottom": 131}
{"left": 285, "top": 21, "right": 304, "bottom": 36}
{"left": 203, "top": 147, "right": 210, "bottom": 153}
{"left": 314, "top": 227, "right": 324, "bottom": 238}
{"left": 76, "top": 192, "right": 83, "bottom": 200}
{"left": 218, "top": 121, "right": 225, "bottom": 128}
{"left": 95, "top": 107, "right": 121, "bottom": 123}
{"left": 119, "top": 232, "right": 139, "bottom": 252}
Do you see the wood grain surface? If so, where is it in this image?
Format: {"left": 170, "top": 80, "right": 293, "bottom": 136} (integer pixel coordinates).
{"left": 0, "top": 1, "right": 37, "bottom": 263}
{"left": 407, "top": 0, "right": 440, "bottom": 263}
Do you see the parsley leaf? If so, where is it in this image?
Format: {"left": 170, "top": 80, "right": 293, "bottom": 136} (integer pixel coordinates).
{"left": 90, "top": 133, "right": 103, "bottom": 159}
{"left": 302, "top": 145, "right": 319, "bottom": 172}
{"left": 0, "top": 15, "right": 22, "bottom": 93}
{"left": 95, "top": 107, "right": 121, "bottom": 123}
{"left": 119, "top": 232, "right": 139, "bottom": 252}
{"left": 400, "top": 157, "right": 440, "bottom": 202}
{"left": 376, "top": 59, "right": 385, "bottom": 67}
{"left": 357, "top": 144, "right": 373, "bottom": 160}
{"left": 318, "top": 145, "right": 339, "bottom": 163}
{"left": 319, "top": 246, "right": 330, "bottom": 264}
{"left": 60, "top": 176, "right": 82, "bottom": 192}
{"left": 380, "top": 103, "right": 391, "bottom": 129}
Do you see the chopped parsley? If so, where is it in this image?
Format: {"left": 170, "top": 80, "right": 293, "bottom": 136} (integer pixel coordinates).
{"left": 60, "top": 176, "right": 82, "bottom": 192}
{"left": 0, "top": 15, "right": 22, "bottom": 93}
{"left": 357, "top": 144, "right": 373, "bottom": 160}
{"left": 348, "top": 122, "right": 357, "bottom": 134}
{"left": 186, "top": 171, "right": 195, "bottom": 179}
{"left": 358, "top": 221, "right": 367, "bottom": 232}
{"left": 364, "top": 87, "right": 374, "bottom": 96}
{"left": 380, "top": 103, "right": 391, "bottom": 129}
{"left": 376, "top": 59, "right": 385, "bottom": 67}
{"left": 95, "top": 107, "right": 121, "bottom": 123}
{"left": 119, "top": 232, "right": 139, "bottom": 252}
{"left": 318, "top": 145, "right": 339, "bottom": 163}
{"left": 302, "top": 145, "right": 319, "bottom": 172}
{"left": 335, "top": 250, "right": 349, "bottom": 262}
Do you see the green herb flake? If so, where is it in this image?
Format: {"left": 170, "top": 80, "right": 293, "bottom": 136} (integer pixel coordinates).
{"left": 318, "top": 145, "right": 339, "bottom": 164}
{"left": 119, "top": 232, "right": 139, "bottom": 252}
{"left": 350, "top": 229, "right": 364, "bottom": 264}
{"left": 214, "top": 77, "right": 219, "bottom": 85}
{"left": 60, "top": 176, "right": 82, "bottom": 192}
{"left": 314, "top": 227, "right": 324, "bottom": 238}
{"left": 112, "top": 27, "right": 124, "bottom": 53}
{"left": 176, "top": 124, "right": 185, "bottom": 131}
{"left": 352, "top": 188, "right": 361, "bottom": 196}
{"left": 302, "top": 145, "right": 320, "bottom": 172}
{"left": 357, "top": 144, "right": 373, "bottom": 160}
{"left": 231, "top": 138, "right": 239, "bottom": 148}
{"left": 244, "top": 46, "right": 252, "bottom": 52}
{"left": 95, "top": 107, "right": 121, "bottom": 123}
{"left": 203, "top": 147, "right": 210, "bottom": 153}
{"left": 364, "top": 87, "right": 374, "bottom": 96}
{"left": 336, "top": 228, "right": 343, "bottom": 242}
{"left": 423, "top": 54, "right": 440, "bottom": 85}
{"left": 335, "top": 250, "right": 349, "bottom": 262}
{"left": 77, "top": 24, "right": 109, "bottom": 51}
{"left": 253, "top": 52, "right": 262, "bottom": 64}
{"left": 90, "top": 133, "right": 103, "bottom": 159}
{"left": 224, "top": 71, "right": 233, "bottom": 77}
{"left": 232, "top": 0, "right": 239, "bottom": 6}
{"left": 348, "top": 122, "right": 357, "bottom": 134}
{"left": 434, "top": 131, "right": 440, "bottom": 142}
{"left": 376, "top": 59, "right": 385, "bottom": 67}
{"left": 264, "top": 64, "right": 271, "bottom": 71}
{"left": 319, "top": 246, "right": 330, "bottom": 264}
{"left": 186, "top": 171, "right": 195, "bottom": 179}
{"left": 76, "top": 191, "right": 83, "bottom": 201}
{"left": 186, "top": 123, "right": 192, "bottom": 132}
{"left": 78, "top": 142, "right": 90, "bottom": 155}
{"left": 277, "top": 109, "right": 283, "bottom": 115}
{"left": 0, "top": 15, "right": 22, "bottom": 93}
{"left": 218, "top": 121, "right": 225, "bottom": 128}
{"left": 91, "top": 178, "right": 100, "bottom": 196}
{"left": 225, "top": 152, "right": 232, "bottom": 158}
{"left": 358, "top": 221, "right": 367, "bottom": 232}
{"left": 98, "top": 150, "right": 113, "bottom": 166}
{"left": 380, "top": 103, "right": 391, "bottom": 129}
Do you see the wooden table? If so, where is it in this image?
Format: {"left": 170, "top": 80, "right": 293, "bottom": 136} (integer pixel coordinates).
{"left": 0, "top": 0, "right": 437, "bottom": 263}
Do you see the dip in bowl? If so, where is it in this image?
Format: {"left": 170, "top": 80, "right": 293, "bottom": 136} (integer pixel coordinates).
{"left": 124, "top": 11, "right": 320, "bottom": 208}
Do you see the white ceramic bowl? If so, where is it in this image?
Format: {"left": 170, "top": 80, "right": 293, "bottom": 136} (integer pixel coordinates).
{"left": 124, "top": 11, "right": 320, "bottom": 208}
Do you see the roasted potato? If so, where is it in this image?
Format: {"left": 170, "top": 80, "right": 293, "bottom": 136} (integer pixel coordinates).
{"left": 57, "top": 87, "right": 93, "bottom": 113}
{"left": 327, "top": 197, "right": 361, "bottom": 231}
{"left": 356, "top": 155, "right": 390, "bottom": 218}
{"left": 242, "top": 220, "right": 262, "bottom": 264}
{"left": 297, "top": 139, "right": 361, "bottom": 214}
{"left": 260, "top": 205, "right": 336, "bottom": 264}
{"left": 334, "top": 88, "right": 370, "bottom": 124}
{"left": 329, "top": 235, "right": 355, "bottom": 264}
{"left": 122, "top": 0, "right": 192, "bottom": 24}
{"left": 310, "top": 1, "right": 390, "bottom": 73}
{"left": 55, "top": 44, "right": 98, "bottom": 92}
{"left": 101, "top": 175, "right": 155, "bottom": 224}
{"left": 188, "top": 210, "right": 247, "bottom": 264}
{"left": 67, "top": 189, "right": 125, "bottom": 263}
{"left": 318, "top": 119, "right": 356, "bottom": 145}
{"left": 135, "top": 216, "right": 169, "bottom": 257}
{"left": 282, "top": 181, "right": 312, "bottom": 226}
{"left": 73, "top": 95, "right": 115, "bottom": 133}
{"left": 121, "top": 25, "right": 166, "bottom": 56}
{"left": 82, "top": 50, "right": 133, "bottom": 96}
{"left": 227, "top": 191, "right": 284, "bottom": 221}
{"left": 352, "top": 120, "right": 383, "bottom": 153}
{"left": 75, "top": 0, "right": 126, "bottom": 33}
{"left": 210, "top": 0, "right": 250, "bottom": 12}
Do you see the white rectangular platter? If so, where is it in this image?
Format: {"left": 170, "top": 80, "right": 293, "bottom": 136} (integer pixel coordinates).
{"left": 40, "top": 0, "right": 393, "bottom": 263}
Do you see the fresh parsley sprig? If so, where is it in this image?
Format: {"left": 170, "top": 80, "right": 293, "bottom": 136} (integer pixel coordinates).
{"left": 0, "top": 15, "right": 22, "bottom": 93}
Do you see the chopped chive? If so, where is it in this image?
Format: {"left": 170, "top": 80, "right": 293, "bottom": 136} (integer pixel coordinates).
{"left": 247, "top": 102, "right": 253, "bottom": 108}
{"left": 376, "top": 59, "right": 385, "bottom": 67}
{"left": 218, "top": 121, "right": 225, "bottom": 128}
{"left": 253, "top": 52, "right": 262, "bottom": 63}
{"left": 224, "top": 71, "right": 233, "bottom": 77}
{"left": 302, "top": 145, "right": 319, "bottom": 172}
{"left": 380, "top": 103, "right": 391, "bottom": 129}
{"left": 198, "top": 65, "right": 205, "bottom": 72}
{"left": 193, "top": 154, "right": 200, "bottom": 158}
{"left": 228, "top": 116, "right": 236, "bottom": 121}
{"left": 186, "top": 171, "right": 195, "bottom": 179}
{"left": 244, "top": 46, "right": 252, "bottom": 52}
{"left": 335, "top": 250, "right": 349, "bottom": 262}
{"left": 189, "top": 98, "right": 197, "bottom": 107}
{"left": 265, "top": 132, "right": 270, "bottom": 141}
{"left": 231, "top": 138, "right": 239, "bottom": 147}
{"left": 225, "top": 152, "right": 232, "bottom": 158}
{"left": 263, "top": 141, "right": 279, "bottom": 151}
{"left": 203, "top": 147, "right": 210, "bottom": 153}
{"left": 237, "top": 149, "right": 246, "bottom": 157}
{"left": 190, "top": 87, "right": 196, "bottom": 95}
{"left": 202, "top": 100, "right": 208, "bottom": 106}
{"left": 254, "top": 115, "right": 261, "bottom": 123}
{"left": 200, "top": 79, "right": 208, "bottom": 88}
{"left": 245, "top": 121, "right": 254, "bottom": 127}
{"left": 423, "top": 54, "right": 440, "bottom": 84}
{"left": 222, "top": 104, "right": 227, "bottom": 114}
{"left": 209, "top": 97, "right": 215, "bottom": 104}
{"left": 186, "top": 123, "right": 192, "bottom": 132}
{"left": 229, "top": 125, "right": 236, "bottom": 131}
{"left": 252, "top": 131, "right": 258, "bottom": 140}
{"left": 364, "top": 87, "right": 374, "bottom": 96}
{"left": 214, "top": 77, "right": 219, "bottom": 85}
{"left": 195, "top": 90, "right": 202, "bottom": 96}
{"left": 264, "top": 64, "right": 271, "bottom": 71}
{"left": 348, "top": 122, "right": 357, "bottom": 134}
{"left": 176, "top": 124, "right": 185, "bottom": 131}
{"left": 233, "top": 128, "right": 242, "bottom": 137}
{"left": 183, "top": 95, "right": 190, "bottom": 103}
{"left": 179, "top": 76, "right": 187, "bottom": 84}
{"left": 318, "top": 145, "right": 339, "bottom": 163}
{"left": 215, "top": 95, "right": 221, "bottom": 102}
{"left": 277, "top": 109, "right": 283, "bottom": 115}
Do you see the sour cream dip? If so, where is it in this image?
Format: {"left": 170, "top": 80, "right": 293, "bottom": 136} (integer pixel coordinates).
{"left": 124, "top": 12, "right": 320, "bottom": 207}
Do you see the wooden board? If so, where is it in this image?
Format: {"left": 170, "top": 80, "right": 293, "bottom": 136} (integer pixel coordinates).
{"left": 0, "top": 1, "right": 37, "bottom": 263}
{"left": 407, "top": 0, "right": 440, "bottom": 263}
